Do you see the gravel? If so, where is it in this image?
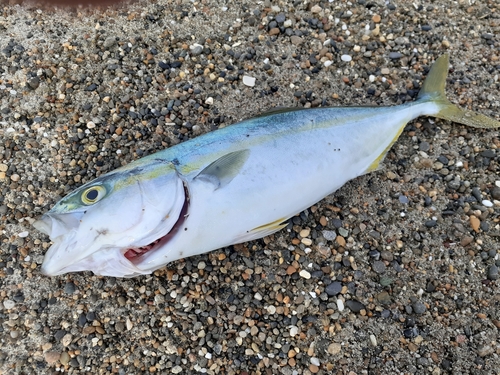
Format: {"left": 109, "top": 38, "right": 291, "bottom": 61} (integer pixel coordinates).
{"left": 0, "top": 0, "right": 500, "bottom": 374}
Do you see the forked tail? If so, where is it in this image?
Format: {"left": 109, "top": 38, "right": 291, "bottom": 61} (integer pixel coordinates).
{"left": 418, "top": 54, "right": 500, "bottom": 129}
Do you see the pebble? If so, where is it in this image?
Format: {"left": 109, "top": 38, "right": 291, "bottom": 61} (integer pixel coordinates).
{"left": 3, "top": 300, "right": 15, "bottom": 309}
{"left": 491, "top": 187, "right": 500, "bottom": 200}
{"left": 487, "top": 265, "right": 498, "bottom": 281}
{"left": 242, "top": 75, "right": 256, "bottom": 87}
{"left": 328, "top": 343, "right": 342, "bottom": 355}
{"left": 310, "top": 5, "right": 322, "bottom": 13}
{"left": 412, "top": 302, "right": 427, "bottom": 314}
{"left": 64, "top": 282, "right": 76, "bottom": 294}
{"left": 341, "top": 54, "right": 352, "bottom": 62}
{"left": 389, "top": 52, "right": 403, "bottom": 59}
{"left": 481, "top": 200, "right": 493, "bottom": 207}
{"left": 322, "top": 230, "right": 337, "bottom": 241}
{"left": 345, "top": 300, "right": 366, "bottom": 313}
{"left": 477, "top": 346, "right": 494, "bottom": 357}
{"left": 44, "top": 351, "right": 61, "bottom": 364}
{"left": 310, "top": 357, "right": 320, "bottom": 366}
{"left": 325, "top": 282, "right": 342, "bottom": 296}
{"left": 299, "top": 269, "right": 311, "bottom": 279}
{"left": 372, "top": 260, "right": 386, "bottom": 274}
{"left": 469, "top": 216, "right": 480, "bottom": 232}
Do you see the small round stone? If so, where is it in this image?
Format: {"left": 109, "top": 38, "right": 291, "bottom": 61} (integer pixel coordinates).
{"left": 325, "top": 282, "right": 342, "bottom": 296}
{"left": 487, "top": 265, "right": 498, "bottom": 280}
{"left": 412, "top": 302, "right": 427, "bottom": 314}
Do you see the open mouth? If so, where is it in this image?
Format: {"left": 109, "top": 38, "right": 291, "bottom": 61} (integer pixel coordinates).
{"left": 123, "top": 184, "right": 190, "bottom": 262}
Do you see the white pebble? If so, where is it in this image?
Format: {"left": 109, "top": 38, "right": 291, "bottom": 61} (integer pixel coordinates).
{"left": 242, "top": 75, "right": 256, "bottom": 87}
{"left": 86, "top": 121, "right": 96, "bottom": 129}
{"left": 324, "top": 60, "right": 333, "bottom": 67}
{"left": 3, "top": 300, "right": 15, "bottom": 309}
{"left": 266, "top": 305, "right": 276, "bottom": 314}
{"left": 455, "top": 160, "right": 463, "bottom": 168}
{"left": 369, "top": 334, "right": 377, "bottom": 347}
{"left": 18, "top": 231, "right": 29, "bottom": 238}
{"left": 310, "top": 357, "right": 320, "bottom": 366}
{"left": 482, "top": 200, "right": 493, "bottom": 207}
{"left": 341, "top": 54, "right": 352, "bottom": 62}
{"left": 254, "top": 292, "right": 263, "bottom": 301}
{"left": 284, "top": 19, "right": 292, "bottom": 28}
{"left": 496, "top": 181, "right": 500, "bottom": 188}
{"left": 205, "top": 97, "right": 214, "bottom": 105}
{"left": 290, "top": 326, "right": 299, "bottom": 337}
{"left": 336, "top": 299, "right": 344, "bottom": 312}
{"left": 369, "top": 74, "right": 376, "bottom": 82}
{"left": 299, "top": 270, "right": 311, "bottom": 279}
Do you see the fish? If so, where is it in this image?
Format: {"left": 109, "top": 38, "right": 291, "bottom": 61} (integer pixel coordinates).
{"left": 34, "top": 54, "right": 500, "bottom": 277}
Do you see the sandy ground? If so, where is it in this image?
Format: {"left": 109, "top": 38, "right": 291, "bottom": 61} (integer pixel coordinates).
{"left": 0, "top": 0, "right": 499, "bottom": 374}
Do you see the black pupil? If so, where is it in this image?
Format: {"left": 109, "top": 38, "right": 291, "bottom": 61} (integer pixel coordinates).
{"left": 86, "top": 189, "right": 99, "bottom": 201}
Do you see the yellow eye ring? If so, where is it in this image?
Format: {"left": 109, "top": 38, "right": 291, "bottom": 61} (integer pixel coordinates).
{"left": 81, "top": 185, "right": 106, "bottom": 205}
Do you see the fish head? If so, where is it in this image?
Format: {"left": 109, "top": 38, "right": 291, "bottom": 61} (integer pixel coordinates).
{"left": 34, "top": 160, "right": 187, "bottom": 277}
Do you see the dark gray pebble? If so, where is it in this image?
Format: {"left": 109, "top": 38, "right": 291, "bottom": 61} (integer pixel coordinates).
{"left": 115, "top": 321, "right": 125, "bottom": 332}
{"left": 412, "top": 301, "right": 427, "bottom": 314}
{"left": 345, "top": 300, "right": 366, "bottom": 313}
{"left": 275, "top": 13, "right": 286, "bottom": 23}
{"left": 325, "top": 281, "right": 342, "bottom": 296}
{"left": 399, "top": 195, "right": 409, "bottom": 204}
{"left": 54, "top": 330, "right": 67, "bottom": 341}
{"left": 381, "top": 309, "right": 391, "bottom": 318}
{"left": 425, "top": 220, "right": 437, "bottom": 228}
{"left": 480, "top": 149, "right": 495, "bottom": 158}
{"left": 487, "top": 265, "right": 498, "bottom": 280}
{"left": 389, "top": 52, "right": 403, "bottom": 59}
{"left": 64, "top": 282, "right": 76, "bottom": 294}
{"left": 419, "top": 141, "right": 430, "bottom": 152}
{"left": 491, "top": 187, "right": 500, "bottom": 200}
{"left": 437, "top": 155, "right": 449, "bottom": 165}
{"left": 372, "top": 260, "right": 386, "bottom": 274}
{"left": 28, "top": 77, "right": 40, "bottom": 90}
{"left": 471, "top": 187, "right": 483, "bottom": 202}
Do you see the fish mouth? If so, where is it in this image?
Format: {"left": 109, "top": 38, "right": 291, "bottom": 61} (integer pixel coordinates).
{"left": 122, "top": 183, "right": 190, "bottom": 265}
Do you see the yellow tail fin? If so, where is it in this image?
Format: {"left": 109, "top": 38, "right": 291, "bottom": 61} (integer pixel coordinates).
{"left": 418, "top": 54, "right": 500, "bottom": 129}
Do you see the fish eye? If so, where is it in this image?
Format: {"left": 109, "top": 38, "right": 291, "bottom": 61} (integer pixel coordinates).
{"left": 81, "top": 185, "right": 106, "bottom": 205}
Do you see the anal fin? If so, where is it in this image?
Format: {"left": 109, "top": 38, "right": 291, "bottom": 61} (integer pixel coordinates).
{"left": 234, "top": 217, "right": 288, "bottom": 243}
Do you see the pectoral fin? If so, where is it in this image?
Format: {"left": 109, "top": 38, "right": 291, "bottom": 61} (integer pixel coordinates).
{"left": 195, "top": 149, "right": 250, "bottom": 189}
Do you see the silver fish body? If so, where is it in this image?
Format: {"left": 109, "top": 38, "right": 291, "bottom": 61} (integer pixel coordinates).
{"left": 34, "top": 54, "right": 500, "bottom": 277}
